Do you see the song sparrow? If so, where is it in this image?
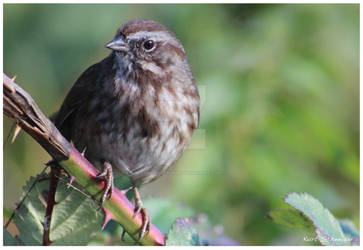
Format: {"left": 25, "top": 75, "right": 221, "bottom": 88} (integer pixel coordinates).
{"left": 54, "top": 19, "right": 200, "bottom": 239}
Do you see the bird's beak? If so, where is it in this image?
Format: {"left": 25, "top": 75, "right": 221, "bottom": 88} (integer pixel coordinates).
{"left": 105, "top": 37, "right": 128, "bottom": 52}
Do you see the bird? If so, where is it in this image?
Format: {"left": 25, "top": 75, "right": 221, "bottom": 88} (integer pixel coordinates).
{"left": 54, "top": 19, "right": 200, "bottom": 240}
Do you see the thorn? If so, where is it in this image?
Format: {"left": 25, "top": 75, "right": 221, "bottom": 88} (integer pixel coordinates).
{"left": 121, "top": 228, "right": 127, "bottom": 242}
{"left": 101, "top": 208, "right": 115, "bottom": 230}
{"left": 11, "top": 75, "right": 17, "bottom": 82}
{"left": 4, "top": 75, "right": 16, "bottom": 93}
{"left": 67, "top": 176, "right": 76, "bottom": 189}
{"left": 11, "top": 124, "right": 22, "bottom": 143}
{"left": 121, "top": 186, "right": 133, "bottom": 195}
{"left": 81, "top": 147, "right": 87, "bottom": 157}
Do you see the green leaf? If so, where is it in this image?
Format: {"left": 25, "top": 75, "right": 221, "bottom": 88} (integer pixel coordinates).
{"left": 267, "top": 208, "right": 315, "bottom": 232}
{"left": 338, "top": 219, "right": 360, "bottom": 246}
{"left": 284, "top": 192, "right": 350, "bottom": 246}
{"left": 144, "top": 198, "right": 194, "bottom": 234}
{"left": 3, "top": 229, "right": 23, "bottom": 246}
{"left": 166, "top": 218, "right": 201, "bottom": 246}
{"left": 145, "top": 199, "right": 239, "bottom": 246}
{"left": 190, "top": 214, "right": 240, "bottom": 246}
{"left": 3, "top": 207, "right": 13, "bottom": 219}
{"left": 7, "top": 173, "right": 104, "bottom": 246}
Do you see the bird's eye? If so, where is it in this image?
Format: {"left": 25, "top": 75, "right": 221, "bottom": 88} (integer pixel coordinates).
{"left": 143, "top": 40, "right": 155, "bottom": 51}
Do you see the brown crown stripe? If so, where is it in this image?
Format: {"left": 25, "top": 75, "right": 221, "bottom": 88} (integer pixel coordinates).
{"left": 120, "top": 19, "right": 169, "bottom": 36}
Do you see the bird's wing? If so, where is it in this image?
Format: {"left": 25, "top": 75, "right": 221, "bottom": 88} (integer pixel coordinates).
{"left": 54, "top": 57, "right": 109, "bottom": 140}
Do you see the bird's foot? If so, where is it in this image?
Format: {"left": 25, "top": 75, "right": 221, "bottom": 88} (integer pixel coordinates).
{"left": 95, "top": 161, "right": 114, "bottom": 209}
{"left": 133, "top": 187, "right": 151, "bottom": 242}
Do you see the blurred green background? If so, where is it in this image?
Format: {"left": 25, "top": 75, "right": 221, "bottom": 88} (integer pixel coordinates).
{"left": 3, "top": 4, "right": 359, "bottom": 245}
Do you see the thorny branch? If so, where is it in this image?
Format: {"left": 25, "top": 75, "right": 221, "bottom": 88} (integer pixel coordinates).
{"left": 3, "top": 73, "right": 165, "bottom": 246}
{"left": 42, "top": 165, "right": 60, "bottom": 246}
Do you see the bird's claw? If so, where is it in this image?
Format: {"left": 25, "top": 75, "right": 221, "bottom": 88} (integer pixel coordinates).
{"left": 137, "top": 207, "right": 151, "bottom": 242}
{"left": 133, "top": 187, "right": 151, "bottom": 242}
{"left": 96, "top": 162, "right": 114, "bottom": 209}
{"left": 119, "top": 198, "right": 151, "bottom": 243}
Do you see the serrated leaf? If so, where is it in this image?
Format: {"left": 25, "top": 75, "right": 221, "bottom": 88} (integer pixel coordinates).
{"left": 166, "top": 218, "right": 201, "bottom": 246}
{"left": 7, "top": 173, "right": 104, "bottom": 246}
{"left": 284, "top": 192, "right": 350, "bottom": 246}
{"left": 267, "top": 208, "right": 315, "bottom": 232}
{"left": 338, "top": 219, "right": 360, "bottom": 246}
{"left": 3, "top": 229, "right": 23, "bottom": 246}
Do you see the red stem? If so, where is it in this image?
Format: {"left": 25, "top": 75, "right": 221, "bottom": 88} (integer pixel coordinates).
{"left": 42, "top": 166, "right": 60, "bottom": 246}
